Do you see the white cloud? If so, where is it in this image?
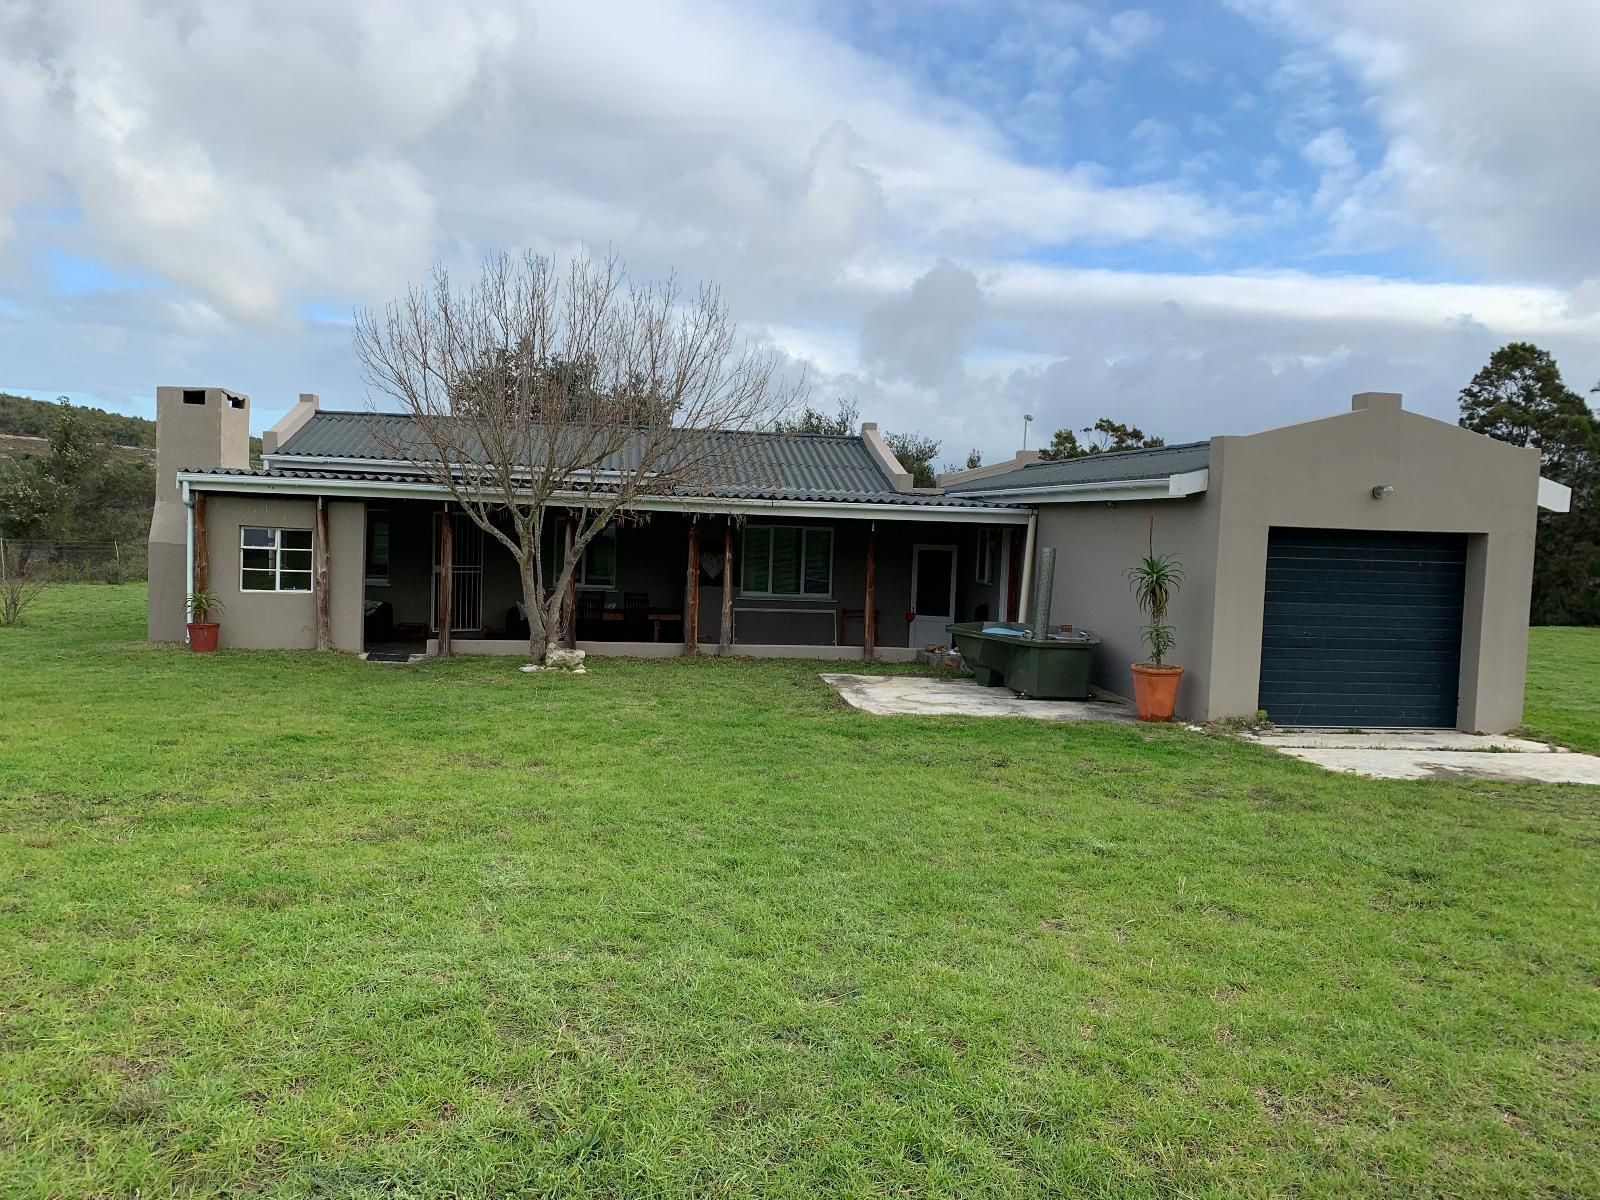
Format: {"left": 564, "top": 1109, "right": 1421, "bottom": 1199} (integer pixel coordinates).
{"left": 1238, "top": 0, "right": 1600, "bottom": 283}
{"left": 0, "top": 0, "right": 1598, "bottom": 470}
{"left": 1086, "top": 10, "right": 1164, "bottom": 61}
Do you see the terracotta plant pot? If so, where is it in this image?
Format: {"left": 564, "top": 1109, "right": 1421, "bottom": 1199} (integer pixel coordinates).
{"left": 187, "top": 622, "right": 220, "bottom": 653}
{"left": 1130, "top": 663, "right": 1183, "bottom": 722}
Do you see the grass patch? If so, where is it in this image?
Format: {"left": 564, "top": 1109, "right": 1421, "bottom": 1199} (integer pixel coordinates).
{"left": 2, "top": 585, "right": 1598, "bottom": 1197}
{"left": 1525, "top": 626, "right": 1600, "bottom": 753}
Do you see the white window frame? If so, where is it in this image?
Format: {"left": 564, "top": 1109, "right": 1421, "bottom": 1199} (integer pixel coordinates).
{"left": 741, "top": 524, "right": 834, "bottom": 599}
{"left": 364, "top": 509, "right": 390, "bottom": 587}
{"left": 573, "top": 524, "right": 618, "bottom": 590}
{"left": 544, "top": 521, "right": 619, "bottom": 590}
{"left": 239, "top": 526, "right": 314, "bottom": 593}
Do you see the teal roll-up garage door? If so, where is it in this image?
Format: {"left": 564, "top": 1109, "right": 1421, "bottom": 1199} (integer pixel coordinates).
{"left": 1258, "top": 528, "right": 1466, "bottom": 727}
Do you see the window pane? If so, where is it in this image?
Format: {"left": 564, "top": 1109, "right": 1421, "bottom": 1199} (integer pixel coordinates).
{"left": 279, "top": 549, "right": 313, "bottom": 573}
{"left": 585, "top": 529, "right": 617, "bottom": 588}
{"left": 242, "top": 527, "right": 275, "bottom": 548}
{"left": 279, "top": 571, "right": 312, "bottom": 592}
{"left": 241, "top": 568, "right": 275, "bottom": 591}
{"left": 742, "top": 527, "right": 772, "bottom": 592}
{"left": 803, "top": 529, "right": 831, "bottom": 595}
{"left": 281, "top": 529, "right": 313, "bottom": 550}
{"left": 242, "top": 548, "right": 273, "bottom": 572}
{"left": 366, "top": 515, "right": 389, "bottom": 579}
{"left": 770, "top": 527, "right": 801, "bottom": 595}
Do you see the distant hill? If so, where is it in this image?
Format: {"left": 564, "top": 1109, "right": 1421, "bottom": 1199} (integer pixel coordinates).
{"left": 0, "top": 392, "right": 262, "bottom": 461}
{"left": 0, "top": 392, "right": 155, "bottom": 448}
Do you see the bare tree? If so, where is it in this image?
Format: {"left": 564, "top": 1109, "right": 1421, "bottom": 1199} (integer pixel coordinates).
{"left": 0, "top": 543, "right": 50, "bottom": 627}
{"left": 355, "top": 251, "right": 799, "bottom": 666}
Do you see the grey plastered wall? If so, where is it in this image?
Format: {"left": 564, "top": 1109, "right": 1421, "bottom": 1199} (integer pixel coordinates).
{"left": 1203, "top": 396, "right": 1540, "bottom": 732}
{"left": 202, "top": 494, "right": 363, "bottom": 651}
{"left": 147, "top": 386, "right": 251, "bottom": 641}
{"left": 1034, "top": 495, "right": 1220, "bottom": 715}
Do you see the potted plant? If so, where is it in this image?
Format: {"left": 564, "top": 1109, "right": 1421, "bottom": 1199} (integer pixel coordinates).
{"left": 1126, "top": 519, "right": 1184, "bottom": 721}
{"left": 187, "top": 590, "right": 224, "bottom": 653}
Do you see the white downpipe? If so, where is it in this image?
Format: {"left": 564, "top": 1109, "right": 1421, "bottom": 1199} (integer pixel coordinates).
{"left": 1016, "top": 513, "right": 1038, "bottom": 622}
{"left": 182, "top": 480, "right": 194, "bottom": 644}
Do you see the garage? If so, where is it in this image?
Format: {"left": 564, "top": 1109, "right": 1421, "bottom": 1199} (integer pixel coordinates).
{"left": 1258, "top": 527, "right": 1467, "bottom": 728}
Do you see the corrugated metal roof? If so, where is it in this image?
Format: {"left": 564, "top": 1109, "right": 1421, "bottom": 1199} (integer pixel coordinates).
{"left": 944, "top": 441, "right": 1212, "bottom": 492}
{"left": 184, "top": 464, "right": 1022, "bottom": 509}
{"left": 275, "top": 410, "right": 918, "bottom": 498}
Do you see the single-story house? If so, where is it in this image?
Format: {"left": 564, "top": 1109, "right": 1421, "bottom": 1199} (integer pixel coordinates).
{"left": 148, "top": 386, "right": 1570, "bottom": 732}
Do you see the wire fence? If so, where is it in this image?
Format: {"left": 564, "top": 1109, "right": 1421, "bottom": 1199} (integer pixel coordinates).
{"left": 0, "top": 538, "right": 149, "bottom": 584}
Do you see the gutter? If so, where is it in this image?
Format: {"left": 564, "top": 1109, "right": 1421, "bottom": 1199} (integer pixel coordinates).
{"left": 175, "top": 471, "right": 1034, "bottom": 525}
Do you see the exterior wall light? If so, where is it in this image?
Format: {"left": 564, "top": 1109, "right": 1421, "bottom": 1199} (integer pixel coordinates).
{"left": 1371, "top": 484, "right": 1395, "bottom": 499}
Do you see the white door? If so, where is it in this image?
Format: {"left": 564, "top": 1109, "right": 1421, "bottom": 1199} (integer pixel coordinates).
{"left": 910, "top": 544, "right": 957, "bottom": 648}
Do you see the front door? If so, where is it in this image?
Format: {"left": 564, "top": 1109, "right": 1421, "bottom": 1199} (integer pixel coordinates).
{"left": 910, "top": 544, "right": 957, "bottom": 649}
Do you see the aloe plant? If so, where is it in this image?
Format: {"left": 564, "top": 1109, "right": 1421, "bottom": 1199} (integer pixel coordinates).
{"left": 1126, "top": 517, "right": 1183, "bottom": 667}
{"left": 187, "top": 590, "right": 225, "bottom": 623}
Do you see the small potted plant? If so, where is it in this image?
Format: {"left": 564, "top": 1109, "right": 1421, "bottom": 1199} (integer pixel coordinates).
{"left": 1126, "top": 519, "right": 1184, "bottom": 721}
{"left": 187, "top": 590, "right": 224, "bottom": 653}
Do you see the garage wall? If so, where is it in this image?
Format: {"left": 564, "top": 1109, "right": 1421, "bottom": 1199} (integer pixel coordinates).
{"left": 1206, "top": 394, "right": 1541, "bottom": 732}
{"left": 1035, "top": 495, "right": 1221, "bottom": 715}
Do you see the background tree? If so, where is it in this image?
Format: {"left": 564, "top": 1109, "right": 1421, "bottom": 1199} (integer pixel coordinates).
{"left": 0, "top": 398, "right": 154, "bottom": 544}
{"left": 1037, "top": 417, "right": 1165, "bottom": 462}
{"left": 774, "top": 398, "right": 859, "bottom": 437}
{"left": 776, "top": 397, "right": 943, "bottom": 486}
{"left": 1458, "top": 342, "right": 1600, "bottom": 625}
{"left": 355, "top": 251, "right": 798, "bottom": 666}
{"left": 884, "top": 432, "right": 941, "bottom": 487}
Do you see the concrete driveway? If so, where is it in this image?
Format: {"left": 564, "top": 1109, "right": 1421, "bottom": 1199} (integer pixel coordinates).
{"left": 1246, "top": 729, "right": 1600, "bottom": 784}
{"left": 822, "top": 673, "right": 1136, "bottom": 722}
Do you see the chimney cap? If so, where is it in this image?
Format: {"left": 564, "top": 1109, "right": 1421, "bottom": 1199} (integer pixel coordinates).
{"left": 1352, "top": 391, "right": 1402, "bottom": 413}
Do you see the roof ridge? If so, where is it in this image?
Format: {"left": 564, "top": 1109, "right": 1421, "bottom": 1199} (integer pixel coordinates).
{"left": 297, "top": 410, "right": 865, "bottom": 440}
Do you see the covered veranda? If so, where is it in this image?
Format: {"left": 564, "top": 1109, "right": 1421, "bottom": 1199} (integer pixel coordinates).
{"left": 357, "top": 498, "right": 1032, "bottom": 661}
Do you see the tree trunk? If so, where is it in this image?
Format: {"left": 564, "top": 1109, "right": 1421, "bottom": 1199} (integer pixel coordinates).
{"left": 563, "top": 517, "right": 577, "bottom": 650}
{"left": 520, "top": 557, "right": 547, "bottom": 665}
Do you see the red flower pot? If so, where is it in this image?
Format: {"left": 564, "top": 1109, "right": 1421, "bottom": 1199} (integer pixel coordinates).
{"left": 1130, "top": 663, "right": 1183, "bottom": 722}
{"left": 187, "top": 622, "right": 220, "bottom": 653}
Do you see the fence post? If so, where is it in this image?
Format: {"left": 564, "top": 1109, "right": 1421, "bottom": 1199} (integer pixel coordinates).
{"left": 113, "top": 540, "right": 122, "bottom": 584}
{"left": 0, "top": 537, "right": 7, "bottom": 583}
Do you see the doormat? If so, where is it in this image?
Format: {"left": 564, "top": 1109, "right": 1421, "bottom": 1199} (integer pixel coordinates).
{"left": 364, "top": 651, "right": 414, "bottom": 663}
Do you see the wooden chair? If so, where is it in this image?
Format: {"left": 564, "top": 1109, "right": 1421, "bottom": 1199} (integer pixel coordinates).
{"left": 577, "top": 590, "right": 606, "bottom": 640}
{"left": 623, "top": 591, "right": 650, "bottom": 641}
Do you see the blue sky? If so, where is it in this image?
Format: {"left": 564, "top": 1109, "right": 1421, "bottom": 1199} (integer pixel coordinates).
{"left": 1, "top": 0, "right": 1596, "bottom": 461}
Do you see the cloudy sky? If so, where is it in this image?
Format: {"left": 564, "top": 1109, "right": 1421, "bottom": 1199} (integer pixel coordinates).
{"left": 2, "top": 0, "right": 1598, "bottom": 462}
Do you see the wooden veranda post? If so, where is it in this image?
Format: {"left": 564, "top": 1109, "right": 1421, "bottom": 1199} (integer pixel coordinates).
{"left": 563, "top": 517, "right": 577, "bottom": 649}
{"left": 719, "top": 522, "right": 734, "bottom": 652}
{"left": 313, "top": 497, "right": 331, "bottom": 651}
{"left": 684, "top": 519, "right": 701, "bottom": 656}
{"left": 437, "top": 510, "right": 454, "bottom": 657}
{"left": 192, "top": 493, "right": 209, "bottom": 594}
{"left": 863, "top": 521, "right": 877, "bottom": 660}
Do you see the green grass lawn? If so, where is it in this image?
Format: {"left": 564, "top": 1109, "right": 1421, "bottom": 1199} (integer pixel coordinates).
{"left": 2, "top": 586, "right": 1598, "bottom": 1199}
{"left": 1524, "top": 626, "right": 1600, "bottom": 754}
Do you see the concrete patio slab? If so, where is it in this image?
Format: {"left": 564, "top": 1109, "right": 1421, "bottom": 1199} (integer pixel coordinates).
{"left": 1273, "top": 747, "right": 1600, "bottom": 784}
{"left": 822, "top": 674, "right": 1137, "bottom": 722}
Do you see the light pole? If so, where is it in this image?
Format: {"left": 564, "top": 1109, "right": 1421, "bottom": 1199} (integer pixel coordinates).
{"left": 1022, "top": 413, "right": 1033, "bottom": 450}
